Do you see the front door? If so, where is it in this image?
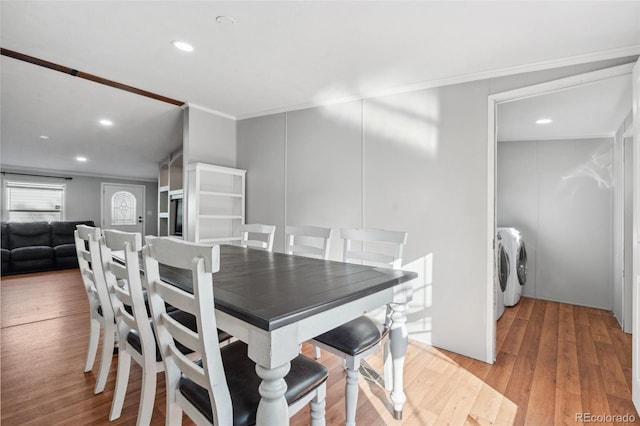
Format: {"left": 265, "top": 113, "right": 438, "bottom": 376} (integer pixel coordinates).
{"left": 101, "top": 183, "right": 145, "bottom": 235}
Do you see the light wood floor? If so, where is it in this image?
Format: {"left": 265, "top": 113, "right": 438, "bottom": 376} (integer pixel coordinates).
{"left": 1, "top": 269, "right": 637, "bottom": 425}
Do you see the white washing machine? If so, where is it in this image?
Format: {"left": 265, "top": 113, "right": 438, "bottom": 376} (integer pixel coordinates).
{"left": 495, "top": 233, "right": 509, "bottom": 320}
{"left": 497, "top": 227, "right": 527, "bottom": 307}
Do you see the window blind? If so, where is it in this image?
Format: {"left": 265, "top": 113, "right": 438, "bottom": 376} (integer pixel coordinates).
{"left": 6, "top": 182, "right": 65, "bottom": 222}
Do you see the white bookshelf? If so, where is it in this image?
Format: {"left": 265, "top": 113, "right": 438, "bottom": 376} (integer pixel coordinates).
{"left": 157, "top": 151, "right": 183, "bottom": 237}
{"left": 185, "top": 163, "right": 246, "bottom": 244}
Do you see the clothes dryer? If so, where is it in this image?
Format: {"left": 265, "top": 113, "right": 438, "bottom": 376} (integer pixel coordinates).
{"left": 497, "top": 227, "right": 527, "bottom": 307}
{"left": 495, "top": 232, "right": 509, "bottom": 320}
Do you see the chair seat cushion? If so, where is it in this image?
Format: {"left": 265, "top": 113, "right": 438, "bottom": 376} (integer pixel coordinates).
{"left": 179, "top": 341, "right": 328, "bottom": 426}
{"left": 313, "top": 315, "right": 382, "bottom": 356}
{"left": 125, "top": 310, "right": 231, "bottom": 362}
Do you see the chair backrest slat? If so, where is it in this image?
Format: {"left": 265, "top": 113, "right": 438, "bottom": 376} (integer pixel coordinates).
{"left": 341, "top": 228, "right": 407, "bottom": 269}
{"left": 239, "top": 224, "right": 276, "bottom": 252}
{"left": 108, "top": 262, "right": 128, "bottom": 280}
{"left": 112, "top": 283, "right": 134, "bottom": 307}
{"left": 161, "top": 310, "right": 202, "bottom": 354}
{"left": 285, "top": 225, "right": 332, "bottom": 260}
{"left": 153, "top": 276, "right": 197, "bottom": 314}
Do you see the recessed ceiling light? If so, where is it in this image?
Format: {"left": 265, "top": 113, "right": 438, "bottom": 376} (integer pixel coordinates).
{"left": 216, "top": 16, "right": 236, "bottom": 25}
{"left": 76, "top": 156, "right": 88, "bottom": 162}
{"left": 99, "top": 119, "right": 113, "bottom": 126}
{"left": 171, "top": 40, "right": 194, "bottom": 52}
{"left": 39, "top": 135, "right": 50, "bottom": 140}
{"left": 536, "top": 118, "right": 553, "bottom": 125}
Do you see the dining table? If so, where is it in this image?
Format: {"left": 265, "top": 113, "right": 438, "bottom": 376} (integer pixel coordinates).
{"left": 148, "top": 243, "right": 417, "bottom": 425}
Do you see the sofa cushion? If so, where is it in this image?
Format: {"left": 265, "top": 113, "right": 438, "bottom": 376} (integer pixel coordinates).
{"left": 53, "top": 243, "right": 77, "bottom": 258}
{"left": 7, "top": 222, "right": 51, "bottom": 249}
{"left": 54, "top": 244, "right": 79, "bottom": 269}
{"left": 1, "top": 248, "right": 10, "bottom": 273}
{"left": 1, "top": 222, "right": 8, "bottom": 249}
{"left": 12, "top": 246, "right": 55, "bottom": 261}
{"left": 11, "top": 246, "right": 55, "bottom": 272}
{"left": 51, "top": 220, "right": 95, "bottom": 246}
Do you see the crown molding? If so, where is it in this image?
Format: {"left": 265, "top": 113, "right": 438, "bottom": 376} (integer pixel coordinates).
{"left": 183, "top": 102, "right": 237, "bottom": 121}
{"left": 498, "top": 133, "right": 615, "bottom": 143}
{"left": 236, "top": 45, "right": 640, "bottom": 120}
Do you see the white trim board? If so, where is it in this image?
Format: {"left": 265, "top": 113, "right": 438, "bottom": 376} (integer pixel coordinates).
{"left": 498, "top": 133, "right": 615, "bottom": 143}
{"left": 0, "top": 166, "right": 157, "bottom": 183}
{"left": 485, "top": 62, "right": 634, "bottom": 364}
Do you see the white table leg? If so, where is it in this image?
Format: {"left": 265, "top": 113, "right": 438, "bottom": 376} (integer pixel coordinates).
{"left": 389, "top": 300, "right": 409, "bottom": 420}
{"left": 255, "top": 361, "right": 291, "bottom": 426}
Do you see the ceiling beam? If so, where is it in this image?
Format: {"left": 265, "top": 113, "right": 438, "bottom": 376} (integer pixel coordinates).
{"left": 1, "top": 47, "right": 185, "bottom": 106}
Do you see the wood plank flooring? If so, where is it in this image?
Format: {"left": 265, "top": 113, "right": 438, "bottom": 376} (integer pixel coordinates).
{"left": 1, "top": 269, "right": 637, "bottom": 425}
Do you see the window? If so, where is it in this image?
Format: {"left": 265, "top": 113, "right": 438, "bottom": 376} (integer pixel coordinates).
{"left": 6, "top": 181, "right": 65, "bottom": 222}
{"left": 111, "top": 191, "right": 137, "bottom": 225}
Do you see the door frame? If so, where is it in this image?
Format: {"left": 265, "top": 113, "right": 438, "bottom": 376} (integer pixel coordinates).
{"left": 485, "top": 62, "right": 635, "bottom": 363}
{"left": 100, "top": 182, "right": 146, "bottom": 235}
{"left": 631, "top": 56, "right": 640, "bottom": 411}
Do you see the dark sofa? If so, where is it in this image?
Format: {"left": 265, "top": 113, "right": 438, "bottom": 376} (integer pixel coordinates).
{"left": 1, "top": 220, "right": 95, "bottom": 276}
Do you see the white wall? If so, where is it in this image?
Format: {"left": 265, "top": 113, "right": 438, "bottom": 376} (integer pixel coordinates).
{"left": 236, "top": 57, "right": 636, "bottom": 362}
{"left": 238, "top": 81, "right": 491, "bottom": 360}
{"left": 497, "top": 138, "right": 613, "bottom": 309}
{"left": 287, "top": 102, "right": 364, "bottom": 260}
{"left": 236, "top": 114, "right": 287, "bottom": 251}
{"left": 183, "top": 105, "right": 237, "bottom": 168}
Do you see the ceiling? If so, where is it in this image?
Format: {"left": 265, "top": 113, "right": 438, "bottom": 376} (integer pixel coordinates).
{"left": 497, "top": 74, "right": 633, "bottom": 142}
{"left": 1, "top": 1, "right": 639, "bottom": 180}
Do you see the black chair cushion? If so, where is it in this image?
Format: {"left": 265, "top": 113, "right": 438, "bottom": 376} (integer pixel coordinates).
{"left": 126, "top": 310, "right": 232, "bottom": 362}
{"left": 100, "top": 295, "right": 176, "bottom": 319}
{"left": 313, "top": 315, "right": 382, "bottom": 356}
{"left": 179, "top": 341, "right": 328, "bottom": 426}
{"left": 127, "top": 310, "right": 198, "bottom": 362}
{"left": 7, "top": 222, "right": 51, "bottom": 249}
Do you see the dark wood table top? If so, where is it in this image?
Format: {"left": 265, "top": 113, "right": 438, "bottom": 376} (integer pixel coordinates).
{"left": 157, "top": 245, "right": 417, "bottom": 331}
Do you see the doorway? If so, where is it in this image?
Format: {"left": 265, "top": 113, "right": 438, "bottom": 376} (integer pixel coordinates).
{"left": 101, "top": 183, "right": 145, "bottom": 235}
{"left": 486, "top": 63, "right": 635, "bottom": 363}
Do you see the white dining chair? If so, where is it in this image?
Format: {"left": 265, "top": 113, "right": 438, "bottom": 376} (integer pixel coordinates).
{"left": 75, "top": 224, "right": 116, "bottom": 394}
{"left": 311, "top": 227, "right": 408, "bottom": 426}
{"left": 285, "top": 225, "right": 332, "bottom": 260}
{"left": 238, "top": 223, "right": 276, "bottom": 252}
{"left": 74, "top": 225, "right": 103, "bottom": 374}
{"left": 100, "top": 229, "right": 203, "bottom": 425}
{"left": 286, "top": 225, "right": 333, "bottom": 358}
{"left": 143, "top": 236, "right": 328, "bottom": 426}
